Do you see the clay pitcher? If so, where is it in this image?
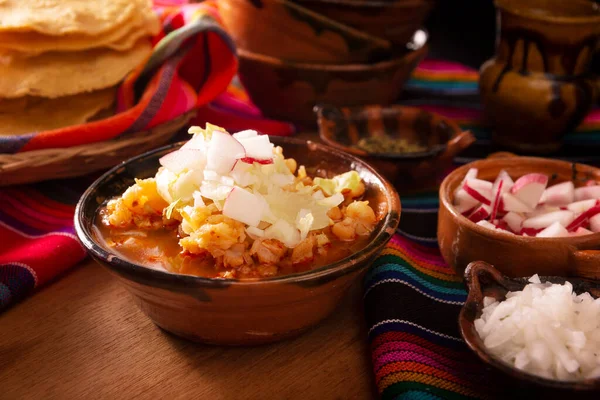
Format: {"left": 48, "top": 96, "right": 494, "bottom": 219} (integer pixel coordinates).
{"left": 480, "top": 0, "right": 600, "bottom": 154}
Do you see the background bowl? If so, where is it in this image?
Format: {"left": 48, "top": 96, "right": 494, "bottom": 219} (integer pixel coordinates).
{"left": 316, "top": 104, "right": 475, "bottom": 191}
{"left": 218, "top": 0, "right": 391, "bottom": 63}
{"left": 295, "top": 0, "right": 435, "bottom": 48}
{"left": 438, "top": 156, "right": 600, "bottom": 280}
{"left": 237, "top": 31, "right": 428, "bottom": 126}
{"left": 459, "top": 261, "right": 600, "bottom": 392}
{"left": 75, "top": 136, "right": 400, "bottom": 345}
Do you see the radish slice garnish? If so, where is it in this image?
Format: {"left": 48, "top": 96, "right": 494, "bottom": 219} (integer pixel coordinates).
{"left": 159, "top": 149, "right": 205, "bottom": 174}
{"left": 510, "top": 173, "right": 548, "bottom": 209}
{"left": 566, "top": 199, "right": 597, "bottom": 214}
{"left": 454, "top": 188, "right": 480, "bottom": 215}
{"left": 468, "top": 204, "right": 491, "bottom": 223}
{"left": 463, "top": 178, "right": 493, "bottom": 205}
{"left": 520, "top": 227, "right": 543, "bottom": 236}
{"left": 565, "top": 204, "right": 600, "bottom": 231}
{"left": 589, "top": 214, "right": 600, "bottom": 232}
{"left": 454, "top": 168, "right": 479, "bottom": 197}
{"left": 490, "top": 180, "right": 504, "bottom": 221}
{"left": 503, "top": 212, "right": 525, "bottom": 233}
{"left": 539, "top": 181, "right": 574, "bottom": 206}
{"left": 502, "top": 193, "right": 533, "bottom": 213}
{"left": 206, "top": 130, "right": 246, "bottom": 174}
{"left": 232, "top": 129, "right": 259, "bottom": 140}
{"left": 574, "top": 185, "right": 600, "bottom": 201}
{"left": 571, "top": 227, "right": 593, "bottom": 236}
{"left": 476, "top": 220, "right": 497, "bottom": 230}
{"left": 522, "top": 210, "right": 575, "bottom": 230}
{"left": 237, "top": 135, "right": 274, "bottom": 161}
{"left": 536, "top": 221, "right": 569, "bottom": 238}
{"left": 240, "top": 157, "right": 274, "bottom": 165}
{"left": 222, "top": 187, "right": 265, "bottom": 227}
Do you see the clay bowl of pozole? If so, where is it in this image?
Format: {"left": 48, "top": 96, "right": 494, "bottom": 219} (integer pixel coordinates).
{"left": 75, "top": 130, "right": 400, "bottom": 345}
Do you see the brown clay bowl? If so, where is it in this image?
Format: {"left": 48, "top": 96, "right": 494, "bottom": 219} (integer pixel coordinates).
{"left": 316, "top": 104, "right": 475, "bottom": 192}
{"left": 237, "top": 31, "right": 428, "bottom": 126}
{"left": 438, "top": 156, "right": 600, "bottom": 280}
{"left": 295, "top": 0, "right": 435, "bottom": 48}
{"left": 459, "top": 261, "right": 600, "bottom": 392}
{"left": 74, "top": 136, "right": 401, "bottom": 345}
{"left": 218, "top": 0, "right": 392, "bottom": 64}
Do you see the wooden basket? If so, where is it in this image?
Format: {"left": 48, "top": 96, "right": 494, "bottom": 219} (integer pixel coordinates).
{"left": 0, "top": 110, "right": 195, "bottom": 186}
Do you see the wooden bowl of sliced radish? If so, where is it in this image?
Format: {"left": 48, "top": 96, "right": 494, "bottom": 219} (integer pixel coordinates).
{"left": 438, "top": 156, "right": 600, "bottom": 280}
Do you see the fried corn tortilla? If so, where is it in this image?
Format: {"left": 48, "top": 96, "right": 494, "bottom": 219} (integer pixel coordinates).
{"left": 0, "top": 39, "right": 152, "bottom": 98}
{"left": 0, "top": 88, "right": 116, "bottom": 135}
{"left": 0, "top": 8, "right": 159, "bottom": 54}
{"left": 0, "top": 0, "right": 154, "bottom": 36}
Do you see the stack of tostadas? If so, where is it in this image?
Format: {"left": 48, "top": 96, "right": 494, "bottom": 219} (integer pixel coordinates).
{"left": 0, "top": 0, "right": 160, "bottom": 135}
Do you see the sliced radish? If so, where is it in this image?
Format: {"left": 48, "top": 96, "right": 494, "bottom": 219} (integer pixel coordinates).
{"left": 522, "top": 210, "right": 575, "bottom": 230}
{"left": 589, "top": 213, "right": 600, "bottom": 232}
{"left": 493, "top": 219, "right": 510, "bottom": 231}
{"left": 502, "top": 193, "right": 533, "bottom": 213}
{"left": 232, "top": 129, "right": 259, "bottom": 140}
{"left": 468, "top": 204, "right": 491, "bottom": 223}
{"left": 529, "top": 205, "right": 561, "bottom": 217}
{"left": 574, "top": 185, "right": 600, "bottom": 201}
{"left": 222, "top": 187, "right": 265, "bottom": 227}
{"left": 237, "top": 135, "right": 274, "bottom": 161}
{"left": 539, "top": 181, "right": 574, "bottom": 206}
{"left": 240, "top": 157, "right": 274, "bottom": 165}
{"left": 476, "top": 220, "right": 496, "bottom": 230}
{"left": 510, "top": 173, "right": 548, "bottom": 209}
{"left": 585, "top": 180, "right": 598, "bottom": 187}
{"left": 206, "top": 130, "right": 246, "bottom": 174}
{"left": 566, "top": 199, "right": 597, "bottom": 214}
{"left": 494, "top": 170, "right": 514, "bottom": 193}
{"left": 489, "top": 180, "right": 504, "bottom": 221}
{"left": 571, "top": 227, "right": 593, "bottom": 236}
{"left": 463, "top": 178, "right": 493, "bottom": 205}
{"left": 454, "top": 188, "right": 480, "bottom": 215}
{"left": 520, "top": 227, "right": 543, "bottom": 236}
{"left": 159, "top": 149, "right": 205, "bottom": 174}
{"left": 453, "top": 168, "right": 478, "bottom": 198}
{"left": 565, "top": 205, "right": 600, "bottom": 231}
{"left": 536, "top": 221, "right": 569, "bottom": 238}
{"left": 503, "top": 212, "right": 525, "bottom": 233}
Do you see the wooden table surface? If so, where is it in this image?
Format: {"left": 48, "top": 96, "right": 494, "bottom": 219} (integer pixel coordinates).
{"left": 0, "top": 259, "right": 378, "bottom": 400}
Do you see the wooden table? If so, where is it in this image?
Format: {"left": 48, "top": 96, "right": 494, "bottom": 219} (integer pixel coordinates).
{"left": 0, "top": 259, "right": 378, "bottom": 399}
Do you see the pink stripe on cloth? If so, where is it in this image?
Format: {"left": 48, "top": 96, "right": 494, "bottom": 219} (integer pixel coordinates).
{"left": 416, "top": 59, "right": 478, "bottom": 73}
{"left": 372, "top": 341, "right": 479, "bottom": 370}
{"left": 373, "top": 350, "right": 467, "bottom": 377}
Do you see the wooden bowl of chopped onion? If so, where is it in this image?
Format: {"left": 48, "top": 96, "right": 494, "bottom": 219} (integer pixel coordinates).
{"left": 459, "top": 261, "right": 600, "bottom": 390}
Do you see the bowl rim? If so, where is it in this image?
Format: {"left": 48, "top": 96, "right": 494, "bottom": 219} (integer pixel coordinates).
{"left": 316, "top": 104, "right": 464, "bottom": 160}
{"left": 74, "top": 136, "right": 401, "bottom": 287}
{"left": 495, "top": 0, "right": 600, "bottom": 24}
{"left": 459, "top": 260, "right": 600, "bottom": 390}
{"left": 439, "top": 156, "right": 600, "bottom": 244}
{"left": 236, "top": 29, "right": 428, "bottom": 70}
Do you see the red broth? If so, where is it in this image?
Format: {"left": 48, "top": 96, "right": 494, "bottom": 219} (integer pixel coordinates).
{"left": 94, "top": 210, "right": 372, "bottom": 280}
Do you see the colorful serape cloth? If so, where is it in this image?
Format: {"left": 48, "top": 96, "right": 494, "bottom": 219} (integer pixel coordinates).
{"left": 366, "top": 59, "right": 600, "bottom": 399}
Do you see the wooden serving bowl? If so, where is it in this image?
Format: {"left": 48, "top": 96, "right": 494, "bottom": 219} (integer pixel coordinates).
{"left": 459, "top": 261, "right": 600, "bottom": 392}
{"left": 218, "top": 0, "right": 391, "bottom": 64}
{"left": 316, "top": 104, "right": 475, "bottom": 191}
{"left": 438, "top": 156, "right": 600, "bottom": 280}
{"left": 74, "top": 136, "right": 400, "bottom": 345}
{"left": 237, "top": 32, "right": 428, "bottom": 126}
{"left": 296, "top": 0, "right": 435, "bottom": 48}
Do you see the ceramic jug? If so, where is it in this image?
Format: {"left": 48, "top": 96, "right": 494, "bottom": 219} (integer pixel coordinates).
{"left": 479, "top": 0, "right": 600, "bottom": 153}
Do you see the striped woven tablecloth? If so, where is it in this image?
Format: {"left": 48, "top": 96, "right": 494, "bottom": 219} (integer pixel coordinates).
{"left": 366, "top": 60, "right": 600, "bottom": 399}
